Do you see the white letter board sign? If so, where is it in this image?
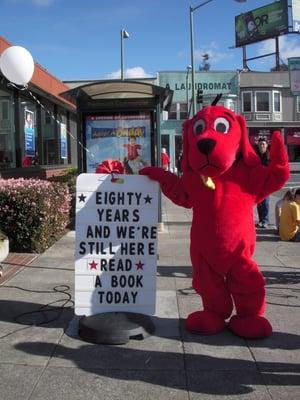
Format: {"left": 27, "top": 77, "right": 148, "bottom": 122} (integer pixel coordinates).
{"left": 75, "top": 173, "right": 159, "bottom": 316}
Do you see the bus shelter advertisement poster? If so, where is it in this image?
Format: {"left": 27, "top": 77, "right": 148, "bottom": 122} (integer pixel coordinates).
{"left": 85, "top": 113, "right": 151, "bottom": 174}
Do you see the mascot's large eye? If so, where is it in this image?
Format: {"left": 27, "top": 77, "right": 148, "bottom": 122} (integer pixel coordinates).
{"left": 193, "top": 119, "right": 206, "bottom": 136}
{"left": 214, "top": 117, "right": 230, "bottom": 134}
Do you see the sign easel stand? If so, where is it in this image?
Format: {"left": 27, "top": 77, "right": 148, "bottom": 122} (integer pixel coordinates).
{"left": 78, "top": 311, "right": 155, "bottom": 345}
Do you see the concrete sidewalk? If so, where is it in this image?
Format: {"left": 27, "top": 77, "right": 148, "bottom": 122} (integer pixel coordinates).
{"left": 0, "top": 193, "right": 299, "bottom": 399}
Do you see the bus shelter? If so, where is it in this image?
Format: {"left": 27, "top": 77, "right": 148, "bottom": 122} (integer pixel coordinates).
{"left": 62, "top": 80, "right": 173, "bottom": 174}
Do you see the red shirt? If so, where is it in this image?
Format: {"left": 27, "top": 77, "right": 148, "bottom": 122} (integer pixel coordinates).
{"left": 123, "top": 144, "right": 141, "bottom": 160}
{"left": 161, "top": 152, "right": 170, "bottom": 167}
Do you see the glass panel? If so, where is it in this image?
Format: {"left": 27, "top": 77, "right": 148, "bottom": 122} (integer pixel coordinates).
{"left": 58, "top": 108, "right": 68, "bottom": 165}
{"left": 161, "top": 135, "right": 170, "bottom": 158}
{"left": 179, "top": 103, "right": 188, "bottom": 120}
{"left": 0, "top": 88, "right": 15, "bottom": 169}
{"left": 175, "top": 135, "right": 183, "bottom": 176}
{"left": 273, "top": 92, "right": 281, "bottom": 112}
{"left": 288, "top": 145, "right": 300, "bottom": 162}
{"left": 242, "top": 92, "right": 251, "bottom": 112}
{"left": 20, "top": 97, "right": 37, "bottom": 166}
{"left": 168, "top": 103, "right": 177, "bottom": 120}
{"left": 297, "top": 97, "right": 300, "bottom": 113}
{"left": 41, "top": 102, "right": 56, "bottom": 165}
{"left": 256, "top": 92, "right": 270, "bottom": 112}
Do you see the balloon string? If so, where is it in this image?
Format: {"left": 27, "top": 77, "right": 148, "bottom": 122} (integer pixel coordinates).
{"left": 7, "top": 82, "right": 28, "bottom": 91}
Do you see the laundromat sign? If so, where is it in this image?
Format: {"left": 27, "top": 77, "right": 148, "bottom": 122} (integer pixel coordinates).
{"left": 158, "top": 71, "right": 238, "bottom": 102}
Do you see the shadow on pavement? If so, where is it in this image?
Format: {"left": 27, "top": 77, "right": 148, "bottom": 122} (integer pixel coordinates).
{"left": 263, "top": 270, "right": 300, "bottom": 285}
{"left": 1, "top": 297, "right": 300, "bottom": 350}
{"left": 14, "top": 340, "right": 300, "bottom": 395}
{"left": 0, "top": 296, "right": 74, "bottom": 331}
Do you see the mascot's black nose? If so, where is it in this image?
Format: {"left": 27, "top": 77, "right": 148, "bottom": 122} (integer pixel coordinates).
{"left": 197, "top": 139, "right": 216, "bottom": 155}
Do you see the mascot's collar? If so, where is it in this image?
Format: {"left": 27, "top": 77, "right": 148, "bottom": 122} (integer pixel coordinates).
{"left": 201, "top": 175, "right": 215, "bottom": 190}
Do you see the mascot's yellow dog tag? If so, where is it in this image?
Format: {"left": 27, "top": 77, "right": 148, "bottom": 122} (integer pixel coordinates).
{"left": 201, "top": 175, "right": 215, "bottom": 190}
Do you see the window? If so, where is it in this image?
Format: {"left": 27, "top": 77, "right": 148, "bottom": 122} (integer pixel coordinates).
{"left": 273, "top": 91, "right": 281, "bottom": 112}
{"left": 57, "top": 109, "right": 68, "bottom": 165}
{"left": 297, "top": 96, "right": 300, "bottom": 113}
{"left": 41, "top": 101, "right": 57, "bottom": 165}
{"left": 242, "top": 92, "right": 252, "bottom": 112}
{"left": 168, "top": 103, "right": 177, "bottom": 120}
{"left": 168, "top": 103, "right": 189, "bottom": 120}
{"left": 179, "top": 103, "right": 188, "bottom": 120}
{"left": 225, "top": 99, "right": 236, "bottom": 112}
{"left": 0, "top": 89, "right": 15, "bottom": 169}
{"left": 255, "top": 91, "right": 270, "bottom": 112}
{"left": 20, "top": 97, "right": 37, "bottom": 164}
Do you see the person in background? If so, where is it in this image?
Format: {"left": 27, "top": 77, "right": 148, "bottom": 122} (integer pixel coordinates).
{"left": 279, "top": 188, "right": 300, "bottom": 242}
{"left": 32, "top": 151, "right": 39, "bottom": 165}
{"left": 22, "top": 155, "right": 32, "bottom": 167}
{"left": 275, "top": 189, "right": 294, "bottom": 233}
{"left": 255, "top": 137, "right": 270, "bottom": 228}
{"left": 177, "top": 150, "right": 183, "bottom": 176}
{"left": 161, "top": 147, "right": 170, "bottom": 171}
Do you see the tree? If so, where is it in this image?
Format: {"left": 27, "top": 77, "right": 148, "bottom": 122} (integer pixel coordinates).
{"left": 199, "top": 53, "right": 211, "bottom": 71}
{"left": 270, "top": 63, "right": 288, "bottom": 71}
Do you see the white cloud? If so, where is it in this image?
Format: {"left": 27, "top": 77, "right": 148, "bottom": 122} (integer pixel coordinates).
{"left": 106, "top": 67, "right": 153, "bottom": 79}
{"left": 258, "top": 35, "right": 300, "bottom": 63}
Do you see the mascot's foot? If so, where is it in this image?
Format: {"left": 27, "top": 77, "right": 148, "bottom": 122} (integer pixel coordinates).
{"left": 186, "top": 311, "right": 225, "bottom": 335}
{"left": 228, "top": 315, "right": 272, "bottom": 339}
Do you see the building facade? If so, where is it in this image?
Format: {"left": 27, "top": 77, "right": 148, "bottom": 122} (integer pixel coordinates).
{"left": 239, "top": 71, "right": 300, "bottom": 167}
{"left": 0, "top": 36, "right": 77, "bottom": 179}
{"left": 158, "top": 70, "right": 300, "bottom": 172}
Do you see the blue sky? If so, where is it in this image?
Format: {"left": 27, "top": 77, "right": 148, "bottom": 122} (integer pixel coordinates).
{"left": 1, "top": 0, "right": 300, "bottom": 81}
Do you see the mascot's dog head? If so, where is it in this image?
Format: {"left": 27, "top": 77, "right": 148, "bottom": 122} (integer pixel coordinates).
{"left": 182, "top": 101, "right": 259, "bottom": 178}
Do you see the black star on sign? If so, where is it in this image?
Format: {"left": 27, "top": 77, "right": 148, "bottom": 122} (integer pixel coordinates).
{"left": 144, "top": 195, "right": 152, "bottom": 204}
{"left": 78, "top": 193, "right": 86, "bottom": 203}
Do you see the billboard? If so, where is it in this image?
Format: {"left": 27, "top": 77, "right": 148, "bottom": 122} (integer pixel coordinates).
{"left": 85, "top": 113, "right": 152, "bottom": 174}
{"left": 235, "top": 0, "right": 289, "bottom": 47}
{"left": 292, "top": 0, "right": 300, "bottom": 32}
{"left": 288, "top": 57, "right": 300, "bottom": 95}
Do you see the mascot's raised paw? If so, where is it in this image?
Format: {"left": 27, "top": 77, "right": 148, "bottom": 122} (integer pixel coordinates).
{"left": 186, "top": 311, "right": 226, "bottom": 335}
{"left": 269, "top": 131, "right": 289, "bottom": 166}
{"left": 228, "top": 315, "right": 272, "bottom": 339}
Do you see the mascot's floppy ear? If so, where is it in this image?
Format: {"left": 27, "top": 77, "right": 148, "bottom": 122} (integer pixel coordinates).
{"left": 236, "top": 114, "right": 260, "bottom": 167}
{"left": 181, "top": 119, "right": 191, "bottom": 173}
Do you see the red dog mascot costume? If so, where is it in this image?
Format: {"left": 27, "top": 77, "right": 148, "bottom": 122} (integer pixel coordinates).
{"left": 140, "top": 103, "right": 289, "bottom": 339}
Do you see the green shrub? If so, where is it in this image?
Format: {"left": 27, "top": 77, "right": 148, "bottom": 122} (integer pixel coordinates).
{"left": 0, "top": 178, "right": 71, "bottom": 253}
{"left": 48, "top": 167, "right": 79, "bottom": 229}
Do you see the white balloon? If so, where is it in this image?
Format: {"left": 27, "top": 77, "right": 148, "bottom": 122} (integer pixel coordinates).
{"left": 0, "top": 46, "right": 34, "bottom": 85}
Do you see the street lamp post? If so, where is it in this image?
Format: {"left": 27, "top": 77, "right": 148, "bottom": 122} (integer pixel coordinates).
{"left": 186, "top": 65, "right": 192, "bottom": 117}
{"left": 189, "top": 0, "right": 246, "bottom": 116}
{"left": 121, "top": 29, "right": 129, "bottom": 80}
